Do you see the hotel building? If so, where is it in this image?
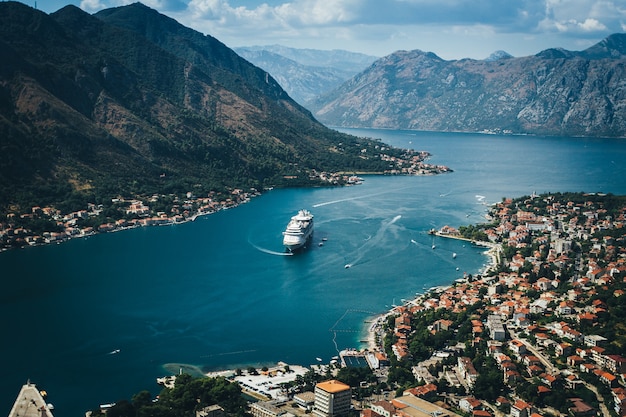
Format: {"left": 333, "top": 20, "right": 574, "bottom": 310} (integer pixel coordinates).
{"left": 313, "top": 380, "right": 351, "bottom": 417}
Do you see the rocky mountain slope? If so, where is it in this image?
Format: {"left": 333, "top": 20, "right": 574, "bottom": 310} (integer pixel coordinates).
{"left": 234, "top": 46, "right": 377, "bottom": 105}
{"left": 309, "top": 34, "right": 626, "bottom": 137}
{"left": 0, "top": 2, "right": 393, "bottom": 214}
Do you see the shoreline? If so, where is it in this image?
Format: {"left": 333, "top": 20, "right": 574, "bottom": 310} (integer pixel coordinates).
{"left": 433, "top": 231, "right": 501, "bottom": 274}
{"left": 0, "top": 195, "right": 253, "bottom": 253}
{"left": 363, "top": 231, "right": 501, "bottom": 353}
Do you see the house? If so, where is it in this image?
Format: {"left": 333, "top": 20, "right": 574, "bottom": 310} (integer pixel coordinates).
{"left": 567, "top": 355, "right": 585, "bottom": 367}
{"left": 509, "top": 340, "right": 527, "bottom": 356}
{"left": 537, "top": 385, "right": 551, "bottom": 396}
{"left": 611, "top": 387, "right": 626, "bottom": 416}
{"left": 555, "top": 343, "right": 573, "bottom": 357}
{"left": 567, "top": 398, "right": 595, "bottom": 417}
{"left": 433, "top": 319, "right": 454, "bottom": 332}
{"left": 369, "top": 400, "right": 395, "bottom": 417}
{"left": 599, "top": 371, "right": 618, "bottom": 388}
{"left": 510, "top": 399, "right": 533, "bottom": 417}
{"left": 404, "top": 384, "right": 437, "bottom": 399}
{"left": 459, "top": 397, "right": 482, "bottom": 413}
{"left": 361, "top": 410, "right": 384, "bottom": 417}
{"left": 458, "top": 357, "right": 479, "bottom": 387}
{"left": 605, "top": 355, "right": 626, "bottom": 374}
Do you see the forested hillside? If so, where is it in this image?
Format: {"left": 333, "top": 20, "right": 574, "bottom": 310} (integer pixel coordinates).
{"left": 0, "top": 2, "right": 397, "bottom": 216}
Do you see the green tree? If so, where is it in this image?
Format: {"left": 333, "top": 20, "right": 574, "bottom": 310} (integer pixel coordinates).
{"left": 471, "top": 357, "right": 505, "bottom": 401}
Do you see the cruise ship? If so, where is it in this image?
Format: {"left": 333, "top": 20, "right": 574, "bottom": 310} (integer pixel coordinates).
{"left": 282, "top": 209, "right": 314, "bottom": 252}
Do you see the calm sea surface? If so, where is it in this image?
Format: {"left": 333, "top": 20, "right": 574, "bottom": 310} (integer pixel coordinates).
{"left": 2, "top": 129, "right": 626, "bottom": 415}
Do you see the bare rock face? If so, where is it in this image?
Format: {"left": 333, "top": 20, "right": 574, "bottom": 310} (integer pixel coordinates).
{"left": 310, "top": 35, "right": 626, "bottom": 137}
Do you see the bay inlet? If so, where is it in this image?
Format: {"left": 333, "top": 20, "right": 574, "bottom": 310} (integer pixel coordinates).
{"left": 2, "top": 130, "right": 626, "bottom": 415}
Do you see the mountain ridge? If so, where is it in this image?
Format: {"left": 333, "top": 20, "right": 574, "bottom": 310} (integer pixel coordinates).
{"left": 0, "top": 1, "right": 398, "bottom": 215}
{"left": 309, "top": 34, "right": 626, "bottom": 137}
{"left": 234, "top": 45, "right": 377, "bottom": 105}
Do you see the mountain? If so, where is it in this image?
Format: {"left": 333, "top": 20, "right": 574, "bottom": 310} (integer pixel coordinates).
{"left": 234, "top": 46, "right": 377, "bottom": 105}
{"left": 484, "top": 50, "right": 513, "bottom": 61}
{"left": 236, "top": 45, "right": 377, "bottom": 73}
{"left": 309, "top": 34, "right": 626, "bottom": 137}
{"left": 0, "top": 2, "right": 395, "bottom": 214}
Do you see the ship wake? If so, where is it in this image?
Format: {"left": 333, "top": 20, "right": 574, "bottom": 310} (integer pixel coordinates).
{"left": 344, "top": 215, "right": 402, "bottom": 268}
{"left": 249, "top": 241, "right": 293, "bottom": 256}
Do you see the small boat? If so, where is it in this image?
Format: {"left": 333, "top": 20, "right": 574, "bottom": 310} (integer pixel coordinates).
{"left": 452, "top": 252, "right": 457, "bottom": 258}
{"left": 316, "top": 357, "right": 323, "bottom": 362}
{"left": 344, "top": 264, "right": 352, "bottom": 269}
{"left": 319, "top": 242, "right": 324, "bottom": 246}
{"left": 432, "top": 244, "right": 436, "bottom": 249}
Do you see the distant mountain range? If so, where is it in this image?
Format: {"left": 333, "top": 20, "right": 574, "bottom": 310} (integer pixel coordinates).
{"left": 234, "top": 45, "right": 377, "bottom": 105}
{"left": 308, "top": 34, "right": 626, "bottom": 137}
{"left": 0, "top": 2, "right": 395, "bottom": 214}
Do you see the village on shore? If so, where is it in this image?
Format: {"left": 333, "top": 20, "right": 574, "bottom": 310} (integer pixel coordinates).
{"left": 0, "top": 149, "right": 451, "bottom": 252}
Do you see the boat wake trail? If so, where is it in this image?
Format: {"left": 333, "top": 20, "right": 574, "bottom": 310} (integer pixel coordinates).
{"left": 345, "top": 215, "right": 402, "bottom": 267}
{"left": 249, "top": 241, "right": 293, "bottom": 256}
{"left": 313, "top": 186, "right": 415, "bottom": 208}
{"left": 201, "top": 349, "right": 257, "bottom": 358}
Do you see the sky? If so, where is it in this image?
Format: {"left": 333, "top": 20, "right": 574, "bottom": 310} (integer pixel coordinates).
{"left": 30, "top": 0, "right": 626, "bottom": 60}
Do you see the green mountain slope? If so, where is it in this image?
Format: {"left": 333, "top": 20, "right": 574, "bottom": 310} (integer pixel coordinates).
{"left": 0, "top": 1, "right": 393, "bottom": 214}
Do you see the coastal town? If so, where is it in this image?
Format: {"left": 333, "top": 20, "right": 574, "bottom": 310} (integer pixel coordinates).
{"left": 358, "top": 192, "right": 626, "bottom": 417}
{"left": 212, "top": 192, "right": 626, "bottom": 417}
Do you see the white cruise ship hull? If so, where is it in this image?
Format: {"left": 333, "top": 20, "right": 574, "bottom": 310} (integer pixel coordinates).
{"left": 282, "top": 209, "right": 314, "bottom": 252}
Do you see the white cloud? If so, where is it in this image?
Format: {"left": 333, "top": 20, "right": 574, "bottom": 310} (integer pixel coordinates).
{"left": 541, "top": 0, "right": 623, "bottom": 33}
{"left": 70, "top": 0, "right": 623, "bottom": 59}
{"left": 80, "top": 0, "right": 107, "bottom": 12}
{"left": 577, "top": 18, "right": 607, "bottom": 31}
{"left": 184, "top": 0, "right": 358, "bottom": 26}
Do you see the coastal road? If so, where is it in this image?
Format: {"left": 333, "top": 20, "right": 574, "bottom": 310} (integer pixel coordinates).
{"left": 583, "top": 381, "right": 611, "bottom": 417}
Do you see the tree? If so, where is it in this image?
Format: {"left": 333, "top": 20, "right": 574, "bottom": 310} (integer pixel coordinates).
{"left": 131, "top": 391, "right": 153, "bottom": 409}
{"left": 335, "top": 367, "right": 375, "bottom": 388}
{"left": 387, "top": 364, "right": 415, "bottom": 387}
{"left": 106, "top": 400, "right": 135, "bottom": 417}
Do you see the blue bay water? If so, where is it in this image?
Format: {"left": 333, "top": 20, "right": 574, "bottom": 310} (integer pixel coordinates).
{"left": 1, "top": 130, "right": 626, "bottom": 415}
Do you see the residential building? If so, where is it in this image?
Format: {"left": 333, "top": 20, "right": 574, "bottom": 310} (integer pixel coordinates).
{"left": 250, "top": 402, "right": 284, "bottom": 417}
{"left": 391, "top": 393, "right": 462, "bottom": 417}
{"left": 313, "top": 380, "right": 351, "bottom": 417}
{"left": 197, "top": 405, "right": 225, "bottom": 417}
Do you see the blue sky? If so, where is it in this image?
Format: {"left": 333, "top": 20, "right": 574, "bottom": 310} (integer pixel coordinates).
{"left": 30, "top": 0, "right": 626, "bottom": 59}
